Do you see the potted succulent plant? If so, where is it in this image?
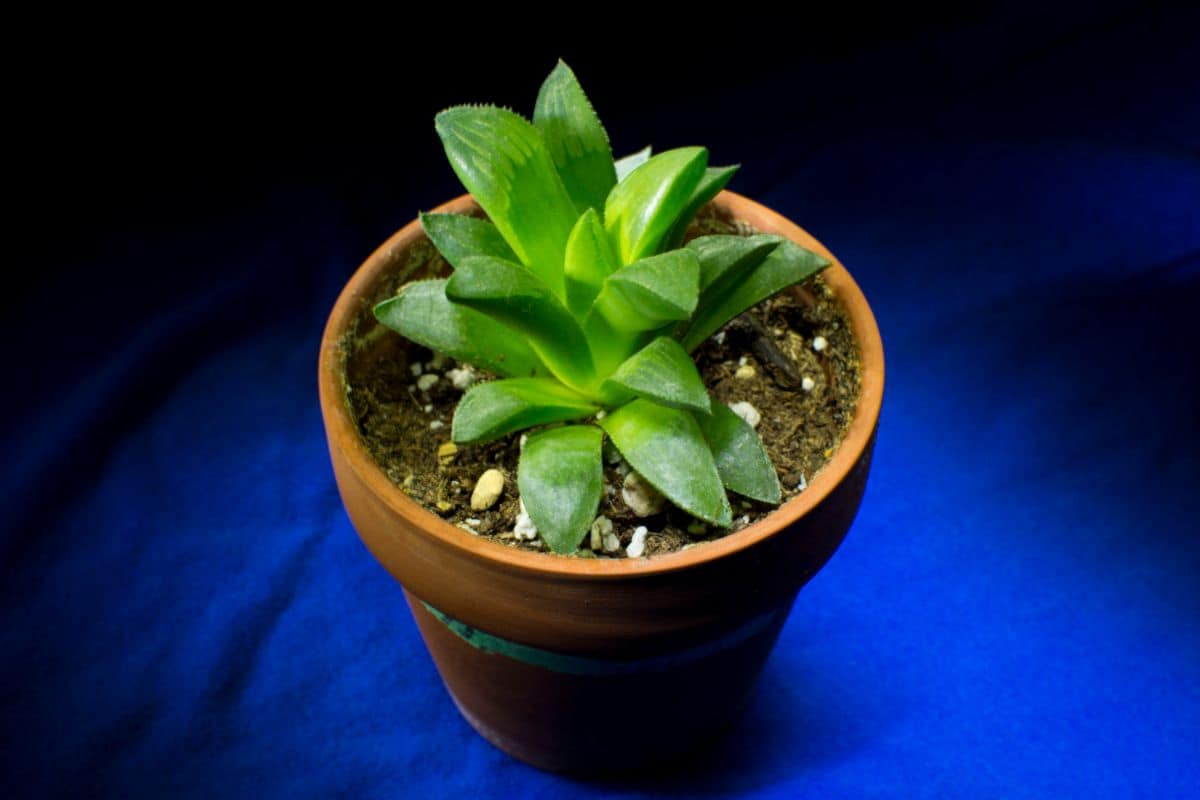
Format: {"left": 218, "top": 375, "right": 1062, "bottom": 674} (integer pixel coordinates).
{"left": 319, "top": 61, "right": 884, "bottom": 772}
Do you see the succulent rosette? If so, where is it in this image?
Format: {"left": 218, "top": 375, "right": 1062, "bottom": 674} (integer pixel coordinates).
{"left": 375, "top": 61, "right": 828, "bottom": 554}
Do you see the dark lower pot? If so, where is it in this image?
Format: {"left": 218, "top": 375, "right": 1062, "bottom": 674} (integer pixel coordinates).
{"left": 319, "top": 191, "right": 884, "bottom": 773}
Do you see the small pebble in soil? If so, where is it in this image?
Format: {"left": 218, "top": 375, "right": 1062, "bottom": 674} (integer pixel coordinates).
{"left": 437, "top": 442, "right": 458, "bottom": 464}
{"left": 464, "top": 517, "right": 481, "bottom": 527}
{"left": 416, "top": 373, "right": 439, "bottom": 392}
{"left": 796, "top": 473, "right": 808, "bottom": 491}
{"left": 513, "top": 500, "right": 538, "bottom": 541}
{"left": 471, "top": 468, "right": 505, "bottom": 510}
{"left": 430, "top": 420, "right": 444, "bottom": 430}
{"left": 423, "top": 404, "right": 433, "bottom": 412}
{"left": 738, "top": 355, "right": 749, "bottom": 366}
{"left": 801, "top": 376, "right": 815, "bottom": 392}
{"left": 602, "top": 529, "right": 621, "bottom": 554}
{"left": 622, "top": 471, "right": 665, "bottom": 517}
{"left": 734, "top": 364, "right": 756, "bottom": 380}
{"left": 714, "top": 331, "right": 726, "bottom": 345}
{"left": 626, "top": 526, "right": 649, "bottom": 558}
{"left": 590, "top": 515, "right": 613, "bottom": 551}
{"left": 729, "top": 401, "right": 761, "bottom": 429}
{"left": 447, "top": 366, "right": 476, "bottom": 390}
{"left": 409, "top": 362, "right": 423, "bottom": 377}
{"left": 812, "top": 335, "right": 828, "bottom": 353}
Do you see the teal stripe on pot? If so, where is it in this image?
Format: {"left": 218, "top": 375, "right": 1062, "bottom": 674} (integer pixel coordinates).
{"left": 421, "top": 601, "right": 789, "bottom": 677}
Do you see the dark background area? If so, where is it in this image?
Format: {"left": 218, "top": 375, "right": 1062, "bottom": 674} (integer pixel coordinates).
{"left": 5, "top": 5, "right": 1198, "bottom": 797}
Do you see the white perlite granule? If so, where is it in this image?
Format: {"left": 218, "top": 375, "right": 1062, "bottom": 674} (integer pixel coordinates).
{"left": 621, "top": 471, "right": 665, "bottom": 517}
{"left": 447, "top": 366, "right": 476, "bottom": 390}
{"left": 626, "top": 526, "right": 649, "bottom": 558}
{"left": 729, "top": 401, "right": 761, "bottom": 428}
{"left": 513, "top": 500, "right": 538, "bottom": 541}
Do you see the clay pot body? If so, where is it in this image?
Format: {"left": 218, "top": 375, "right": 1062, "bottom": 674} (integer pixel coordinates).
{"left": 319, "top": 191, "right": 884, "bottom": 773}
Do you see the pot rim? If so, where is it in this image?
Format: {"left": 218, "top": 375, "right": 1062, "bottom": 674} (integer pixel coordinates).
{"left": 319, "top": 190, "right": 884, "bottom": 581}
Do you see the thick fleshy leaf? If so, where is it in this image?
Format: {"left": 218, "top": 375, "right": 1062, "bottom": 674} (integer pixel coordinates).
{"left": 614, "top": 146, "right": 652, "bottom": 182}
{"left": 518, "top": 425, "right": 604, "bottom": 554}
{"left": 605, "top": 337, "right": 710, "bottom": 414}
{"left": 580, "top": 311, "right": 642, "bottom": 388}
{"left": 664, "top": 164, "right": 739, "bottom": 249}
{"left": 695, "top": 402, "right": 781, "bottom": 503}
{"left": 435, "top": 105, "right": 576, "bottom": 296}
{"left": 682, "top": 239, "right": 830, "bottom": 352}
{"left": 420, "top": 213, "right": 517, "bottom": 268}
{"left": 600, "top": 399, "right": 732, "bottom": 526}
{"left": 591, "top": 249, "right": 700, "bottom": 332}
{"left": 445, "top": 255, "right": 596, "bottom": 392}
{"left": 533, "top": 60, "right": 616, "bottom": 215}
{"left": 563, "top": 208, "right": 618, "bottom": 317}
{"left": 604, "top": 147, "right": 708, "bottom": 263}
{"left": 689, "top": 234, "right": 782, "bottom": 293}
{"left": 374, "top": 280, "right": 547, "bottom": 378}
{"left": 452, "top": 378, "right": 599, "bottom": 444}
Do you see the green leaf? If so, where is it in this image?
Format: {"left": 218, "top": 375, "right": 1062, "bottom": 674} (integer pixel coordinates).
{"left": 452, "top": 378, "right": 600, "bottom": 444}
{"left": 600, "top": 399, "right": 732, "bottom": 526}
{"left": 689, "top": 234, "right": 782, "bottom": 293}
{"left": 435, "top": 105, "right": 577, "bottom": 296}
{"left": 604, "top": 147, "right": 708, "bottom": 263}
{"left": 663, "top": 164, "right": 739, "bottom": 249}
{"left": 694, "top": 402, "right": 781, "bottom": 503}
{"left": 580, "top": 311, "right": 642, "bottom": 388}
{"left": 563, "top": 208, "right": 618, "bottom": 317}
{"left": 591, "top": 249, "right": 700, "bottom": 332}
{"left": 374, "top": 280, "right": 547, "bottom": 378}
{"left": 614, "top": 146, "right": 651, "bottom": 181}
{"left": 445, "top": 255, "right": 596, "bottom": 393}
{"left": 420, "top": 213, "right": 517, "bottom": 268}
{"left": 533, "top": 60, "right": 617, "bottom": 216}
{"left": 604, "top": 337, "right": 710, "bottom": 414}
{"left": 518, "top": 425, "right": 604, "bottom": 554}
{"left": 682, "top": 239, "right": 830, "bottom": 352}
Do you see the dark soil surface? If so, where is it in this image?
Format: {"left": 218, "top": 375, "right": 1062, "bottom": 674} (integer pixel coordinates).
{"left": 340, "top": 205, "right": 862, "bottom": 558}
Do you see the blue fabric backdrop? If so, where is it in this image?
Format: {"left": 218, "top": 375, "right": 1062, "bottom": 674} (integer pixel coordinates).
{"left": 4, "top": 8, "right": 1198, "bottom": 797}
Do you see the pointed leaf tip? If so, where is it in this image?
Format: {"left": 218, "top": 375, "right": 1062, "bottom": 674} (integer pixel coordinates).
{"left": 605, "top": 146, "right": 708, "bottom": 263}
{"left": 434, "top": 104, "right": 577, "bottom": 295}
{"left": 519, "top": 425, "right": 604, "bottom": 554}
{"left": 696, "top": 403, "right": 781, "bottom": 503}
{"left": 534, "top": 60, "right": 616, "bottom": 215}
{"left": 601, "top": 399, "right": 732, "bottom": 526}
{"left": 606, "top": 337, "right": 711, "bottom": 414}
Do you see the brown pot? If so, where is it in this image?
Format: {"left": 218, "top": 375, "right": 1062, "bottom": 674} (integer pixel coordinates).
{"left": 318, "top": 191, "right": 884, "bottom": 773}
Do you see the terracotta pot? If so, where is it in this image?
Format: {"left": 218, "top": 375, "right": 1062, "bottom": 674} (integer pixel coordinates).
{"left": 318, "top": 191, "right": 884, "bottom": 773}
